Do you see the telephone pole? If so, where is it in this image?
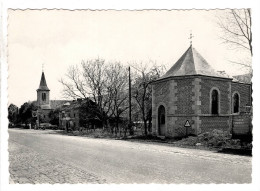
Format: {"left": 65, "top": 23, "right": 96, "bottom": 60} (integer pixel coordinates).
{"left": 128, "top": 66, "right": 132, "bottom": 125}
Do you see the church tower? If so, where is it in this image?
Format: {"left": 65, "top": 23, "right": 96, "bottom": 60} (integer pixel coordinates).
{"left": 37, "top": 72, "right": 51, "bottom": 109}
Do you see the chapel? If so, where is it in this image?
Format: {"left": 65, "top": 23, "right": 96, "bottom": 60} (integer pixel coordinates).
{"left": 151, "top": 45, "right": 252, "bottom": 137}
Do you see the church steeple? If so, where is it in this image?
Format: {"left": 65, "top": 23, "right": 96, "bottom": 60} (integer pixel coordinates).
{"left": 37, "top": 71, "right": 51, "bottom": 109}
{"left": 37, "top": 72, "right": 50, "bottom": 91}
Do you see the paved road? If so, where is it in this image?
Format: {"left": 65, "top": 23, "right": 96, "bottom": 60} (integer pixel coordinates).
{"left": 9, "top": 128, "right": 252, "bottom": 184}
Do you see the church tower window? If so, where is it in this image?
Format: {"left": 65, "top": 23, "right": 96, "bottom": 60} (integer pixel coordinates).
{"left": 42, "top": 93, "right": 46, "bottom": 101}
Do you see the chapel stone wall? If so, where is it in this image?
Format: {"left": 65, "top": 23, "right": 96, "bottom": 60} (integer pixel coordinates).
{"left": 200, "top": 78, "right": 231, "bottom": 115}
{"left": 231, "top": 82, "right": 252, "bottom": 109}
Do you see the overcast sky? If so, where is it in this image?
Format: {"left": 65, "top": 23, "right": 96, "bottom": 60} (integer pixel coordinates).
{"left": 8, "top": 9, "right": 251, "bottom": 107}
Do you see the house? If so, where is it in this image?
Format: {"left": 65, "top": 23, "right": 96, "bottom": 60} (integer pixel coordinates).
{"left": 151, "top": 45, "right": 252, "bottom": 138}
{"left": 58, "top": 98, "right": 102, "bottom": 131}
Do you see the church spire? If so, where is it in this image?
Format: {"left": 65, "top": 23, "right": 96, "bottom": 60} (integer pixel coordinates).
{"left": 37, "top": 71, "right": 50, "bottom": 91}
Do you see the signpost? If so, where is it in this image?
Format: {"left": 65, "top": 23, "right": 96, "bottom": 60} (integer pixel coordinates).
{"left": 184, "top": 120, "right": 191, "bottom": 136}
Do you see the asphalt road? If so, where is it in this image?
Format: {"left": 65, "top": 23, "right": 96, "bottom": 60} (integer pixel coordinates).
{"left": 9, "top": 128, "right": 252, "bottom": 184}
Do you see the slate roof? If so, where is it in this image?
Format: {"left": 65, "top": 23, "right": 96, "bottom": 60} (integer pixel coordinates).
{"left": 50, "top": 100, "right": 72, "bottom": 110}
{"left": 160, "top": 45, "right": 230, "bottom": 79}
{"left": 233, "top": 73, "right": 252, "bottom": 84}
{"left": 37, "top": 72, "right": 50, "bottom": 91}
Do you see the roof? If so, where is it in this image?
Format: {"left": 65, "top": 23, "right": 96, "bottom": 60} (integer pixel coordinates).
{"left": 160, "top": 45, "right": 230, "bottom": 80}
{"left": 50, "top": 100, "right": 71, "bottom": 109}
{"left": 233, "top": 73, "right": 252, "bottom": 84}
{"left": 60, "top": 99, "right": 91, "bottom": 111}
{"left": 37, "top": 72, "right": 50, "bottom": 91}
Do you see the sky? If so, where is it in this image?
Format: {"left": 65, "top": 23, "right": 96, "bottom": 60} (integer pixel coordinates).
{"left": 8, "top": 9, "right": 251, "bottom": 107}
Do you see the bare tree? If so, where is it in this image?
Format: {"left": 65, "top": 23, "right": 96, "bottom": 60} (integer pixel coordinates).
{"left": 60, "top": 65, "right": 89, "bottom": 99}
{"left": 60, "top": 58, "right": 129, "bottom": 131}
{"left": 217, "top": 9, "right": 252, "bottom": 56}
{"left": 131, "top": 63, "right": 166, "bottom": 136}
{"left": 106, "top": 62, "right": 129, "bottom": 135}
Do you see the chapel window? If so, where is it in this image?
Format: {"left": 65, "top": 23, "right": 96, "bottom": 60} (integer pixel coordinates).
{"left": 211, "top": 89, "right": 219, "bottom": 114}
{"left": 233, "top": 93, "right": 239, "bottom": 113}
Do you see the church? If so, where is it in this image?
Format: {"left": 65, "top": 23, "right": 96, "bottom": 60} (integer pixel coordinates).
{"left": 36, "top": 71, "right": 68, "bottom": 123}
{"left": 151, "top": 45, "right": 252, "bottom": 138}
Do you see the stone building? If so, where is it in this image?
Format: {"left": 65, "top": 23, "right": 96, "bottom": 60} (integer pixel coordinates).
{"left": 58, "top": 100, "right": 80, "bottom": 130}
{"left": 36, "top": 71, "right": 68, "bottom": 123}
{"left": 58, "top": 98, "right": 102, "bottom": 131}
{"left": 36, "top": 72, "right": 52, "bottom": 122}
{"left": 151, "top": 45, "right": 252, "bottom": 138}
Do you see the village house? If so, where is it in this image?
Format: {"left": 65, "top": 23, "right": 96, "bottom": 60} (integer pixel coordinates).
{"left": 58, "top": 98, "right": 103, "bottom": 131}
{"left": 151, "top": 45, "right": 252, "bottom": 138}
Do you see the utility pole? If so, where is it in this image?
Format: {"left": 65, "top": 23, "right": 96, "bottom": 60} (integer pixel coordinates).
{"left": 128, "top": 66, "right": 132, "bottom": 125}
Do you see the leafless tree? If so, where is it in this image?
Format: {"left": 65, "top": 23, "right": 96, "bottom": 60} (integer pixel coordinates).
{"left": 106, "top": 62, "right": 129, "bottom": 135}
{"left": 217, "top": 9, "right": 252, "bottom": 71}
{"left": 217, "top": 9, "right": 252, "bottom": 56}
{"left": 60, "top": 65, "right": 89, "bottom": 99}
{"left": 131, "top": 63, "right": 166, "bottom": 136}
{"left": 60, "top": 58, "right": 129, "bottom": 131}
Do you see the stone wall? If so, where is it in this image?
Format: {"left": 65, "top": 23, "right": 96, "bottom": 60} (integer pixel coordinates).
{"left": 200, "top": 78, "right": 231, "bottom": 114}
{"left": 175, "top": 78, "right": 194, "bottom": 115}
{"left": 37, "top": 90, "right": 50, "bottom": 107}
{"left": 231, "top": 82, "right": 252, "bottom": 110}
{"left": 152, "top": 76, "right": 251, "bottom": 138}
{"left": 200, "top": 116, "right": 230, "bottom": 133}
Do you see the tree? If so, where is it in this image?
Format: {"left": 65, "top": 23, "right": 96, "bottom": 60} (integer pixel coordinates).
{"left": 217, "top": 9, "right": 252, "bottom": 55}
{"left": 18, "top": 101, "right": 37, "bottom": 126}
{"left": 217, "top": 9, "right": 252, "bottom": 70}
{"left": 48, "top": 108, "right": 60, "bottom": 126}
{"left": 79, "top": 98, "right": 103, "bottom": 130}
{"left": 8, "top": 104, "right": 19, "bottom": 124}
{"left": 131, "top": 63, "right": 166, "bottom": 136}
{"left": 106, "top": 62, "right": 129, "bottom": 135}
{"left": 60, "top": 59, "right": 128, "bottom": 131}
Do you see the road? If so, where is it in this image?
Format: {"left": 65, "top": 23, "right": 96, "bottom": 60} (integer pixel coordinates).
{"left": 9, "top": 128, "right": 252, "bottom": 184}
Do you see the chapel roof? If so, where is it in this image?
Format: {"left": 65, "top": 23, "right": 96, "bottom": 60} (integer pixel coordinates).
{"left": 160, "top": 45, "right": 230, "bottom": 79}
{"left": 232, "top": 73, "right": 252, "bottom": 84}
{"left": 37, "top": 72, "right": 50, "bottom": 91}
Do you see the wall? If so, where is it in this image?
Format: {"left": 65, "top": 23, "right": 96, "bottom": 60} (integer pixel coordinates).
{"left": 152, "top": 79, "right": 173, "bottom": 136}
{"left": 200, "top": 78, "right": 231, "bottom": 114}
{"left": 152, "top": 76, "right": 251, "bottom": 137}
{"left": 200, "top": 116, "right": 230, "bottom": 133}
{"left": 152, "top": 77, "right": 196, "bottom": 137}
{"left": 231, "top": 82, "right": 252, "bottom": 111}
{"left": 175, "top": 78, "right": 194, "bottom": 115}
{"left": 37, "top": 90, "right": 50, "bottom": 107}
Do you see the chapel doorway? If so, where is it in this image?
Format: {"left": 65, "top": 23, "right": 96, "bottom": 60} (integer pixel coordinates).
{"left": 158, "top": 105, "right": 166, "bottom": 136}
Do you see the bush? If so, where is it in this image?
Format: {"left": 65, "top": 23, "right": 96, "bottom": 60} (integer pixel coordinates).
{"left": 178, "top": 129, "right": 246, "bottom": 150}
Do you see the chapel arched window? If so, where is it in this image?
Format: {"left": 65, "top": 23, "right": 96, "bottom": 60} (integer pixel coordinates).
{"left": 211, "top": 89, "right": 219, "bottom": 114}
{"left": 233, "top": 93, "right": 239, "bottom": 113}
